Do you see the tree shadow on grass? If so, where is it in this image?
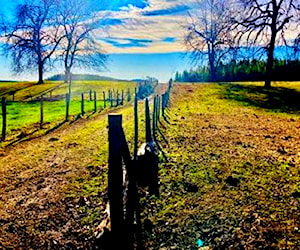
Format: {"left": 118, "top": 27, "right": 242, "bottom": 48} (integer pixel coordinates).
{"left": 221, "top": 83, "right": 300, "bottom": 114}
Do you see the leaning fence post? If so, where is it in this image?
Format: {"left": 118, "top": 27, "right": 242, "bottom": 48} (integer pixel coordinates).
{"left": 108, "top": 114, "right": 124, "bottom": 249}
{"left": 145, "top": 98, "right": 152, "bottom": 142}
{"left": 40, "top": 95, "right": 44, "bottom": 129}
{"left": 81, "top": 93, "right": 84, "bottom": 116}
{"left": 1, "top": 97, "right": 6, "bottom": 141}
{"left": 65, "top": 93, "right": 70, "bottom": 121}
{"left": 94, "top": 91, "right": 97, "bottom": 112}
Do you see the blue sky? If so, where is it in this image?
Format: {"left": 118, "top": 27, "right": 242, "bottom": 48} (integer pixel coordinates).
{"left": 1, "top": 0, "right": 298, "bottom": 82}
{"left": 0, "top": 0, "right": 194, "bottom": 82}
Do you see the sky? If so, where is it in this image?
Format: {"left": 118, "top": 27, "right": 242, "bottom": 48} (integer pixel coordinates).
{"left": 0, "top": 0, "right": 194, "bottom": 82}
{"left": 0, "top": 0, "right": 298, "bottom": 82}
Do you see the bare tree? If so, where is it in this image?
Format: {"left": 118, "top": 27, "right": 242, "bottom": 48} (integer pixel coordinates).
{"left": 233, "top": 0, "right": 300, "bottom": 88}
{"left": 1, "top": 0, "right": 64, "bottom": 84}
{"left": 56, "top": 0, "right": 107, "bottom": 96}
{"left": 184, "top": 0, "right": 235, "bottom": 81}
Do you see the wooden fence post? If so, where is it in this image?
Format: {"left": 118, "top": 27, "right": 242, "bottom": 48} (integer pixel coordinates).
{"left": 161, "top": 94, "right": 165, "bottom": 117}
{"left": 40, "top": 95, "right": 44, "bottom": 129}
{"left": 89, "top": 90, "right": 92, "bottom": 101}
{"left": 152, "top": 96, "right": 156, "bottom": 138}
{"left": 157, "top": 96, "right": 161, "bottom": 120}
{"left": 110, "top": 90, "right": 113, "bottom": 108}
{"left": 121, "top": 90, "right": 124, "bottom": 105}
{"left": 103, "top": 91, "right": 106, "bottom": 108}
{"left": 166, "top": 91, "right": 170, "bottom": 107}
{"left": 116, "top": 90, "right": 119, "bottom": 106}
{"left": 134, "top": 88, "right": 138, "bottom": 160}
{"left": 94, "top": 91, "right": 97, "bottom": 112}
{"left": 133, "top": 88, "right": 139, "bottom": 247}
{"left": 145, "top": 98, "right": 152, "bottom": 142}
{"left": 127, "top": 88, "right": 131, "bottom": 102}
{"left": 156, "top": 96, "right": 159, "bottom": 127}
{"left": 65, "top": 93, "right": 70, "bottom": 121}
{"left": 81, "top": 93, "right": 84, "bottom": 116}
{"left": 108, "top": 114, "right": 124, "bottom": 249}
{"left": 1, "top": 97, "right": 6, "bottom": 141}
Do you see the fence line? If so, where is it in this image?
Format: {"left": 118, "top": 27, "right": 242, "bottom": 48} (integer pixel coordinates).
{"left": 0, "top": 87, "right": 135, "bottom": 142}
{"left": 0, "top": 78, "right": 159, "bottom": 143}
{"left": 104, "top": 80, "right": 172, "bottom": 249}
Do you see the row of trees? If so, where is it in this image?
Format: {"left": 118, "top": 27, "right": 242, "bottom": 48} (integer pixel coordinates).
{"left": 0, "top": 0, "right": 107, "bottom": 95}
{"left": 175, "top": 59, "right": 300, "bottom": 82}
{"left": 185, "top": 0, "right": 300, "bottom": 87}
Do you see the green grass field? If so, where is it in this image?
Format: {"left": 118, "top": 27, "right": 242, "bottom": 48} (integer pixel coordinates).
{"left": 0, "top": 80, "right": 137, "bottom": 143}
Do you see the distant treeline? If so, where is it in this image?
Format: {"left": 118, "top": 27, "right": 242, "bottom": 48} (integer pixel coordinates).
{"left": 175, "top": 59, "right": 300, "bottom": 82}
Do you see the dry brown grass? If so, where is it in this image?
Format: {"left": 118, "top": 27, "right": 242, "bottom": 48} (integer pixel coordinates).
{"left": 0, "top": 100, "right": 145, "bottom": 249}
{"left": 142, "top": 83, "right": 300, "bottom": 249}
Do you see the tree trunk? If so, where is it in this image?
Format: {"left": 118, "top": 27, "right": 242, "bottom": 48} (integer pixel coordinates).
{"left": 64, "top": 70, "right": 68, "bottom": 84}
{"left": 265, "top": 9, "right": 278, "bottom": 88}
{"left": 65, "top": 68, "right": 72, "bottom": 96}
{"left": 265, "top": 42, "right": 275, "bottom": 88}
{"left": 38, "top": 63, "right": 44, "bottom": 84}
{"left": 209, "top": 51, "right": 216, "bottom": 82}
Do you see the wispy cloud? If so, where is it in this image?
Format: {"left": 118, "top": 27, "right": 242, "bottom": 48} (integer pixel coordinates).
{"left": 95, "top": 0, "right": 196, "bottom": 53}
{"left": 94, "top": 0, "right": 149, "bottom": 11}
{"left": 142, "top": 4, "right": 189, "bottom": 16}
{"left": 101, "top": 37, "right": 153, "bottom": 48}
{"left": 162, "top": 37, "right": 177, "bottom": 43}
{"left": 99, "top": 18, "right": 123, "bottom": 26}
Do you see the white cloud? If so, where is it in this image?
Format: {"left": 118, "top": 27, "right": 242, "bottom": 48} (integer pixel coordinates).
{"left": 94, "top": 0, "right": 194, "bottom": 53}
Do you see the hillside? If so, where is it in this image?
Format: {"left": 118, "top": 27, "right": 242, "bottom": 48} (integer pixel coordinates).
{"left": 47, "top": 74, "right": 123, "bottom": 82}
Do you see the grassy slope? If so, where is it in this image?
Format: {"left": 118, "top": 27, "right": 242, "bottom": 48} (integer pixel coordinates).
{"left": 143, "top": 83, "right": 300, "bottom": 249}
{"left": 0, "top": 81, "right": 35, "bottom": 98}
{"left": 0, "top": 81, "right": 62, "bottom": 101}
{"left": 51, "top": 80, "right": 135, "bottom": 98}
